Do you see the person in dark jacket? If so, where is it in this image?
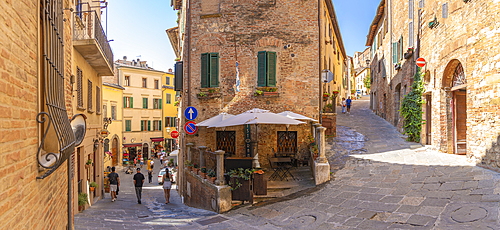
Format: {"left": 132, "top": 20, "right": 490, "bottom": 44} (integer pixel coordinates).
{"left": 133, "top": 168, "right": 145, "bottom": 204}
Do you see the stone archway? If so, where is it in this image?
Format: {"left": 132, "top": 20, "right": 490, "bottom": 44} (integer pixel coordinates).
{"left": 442, "top": 60, "right": 467, "bottom": 154}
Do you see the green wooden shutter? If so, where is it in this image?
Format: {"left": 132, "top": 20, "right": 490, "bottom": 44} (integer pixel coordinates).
{"left": 159, "top": 120, "right": 162, "bottom": 131}
{"left": 171, "top": 117, "right": 175, "bottom": 127}
{"left": 399, "top": 36, "right": 403, "bottom": 61}
{"left": 267, "top": 52, "right": 277, "bottom": 87}
{"left": 159, "top": 99, "right": 162, "bottom": 109}
{"left": 393, "top": 42, "right": 398, "bottom": 64}
{"left": 141, "top": 120, "right": 144, "bottom": 131}
{"left": 124, "top": 97, "right": 127, "bottom": 108}
{"left": 201, "top": 53, "right": 208, "bottom": 88}
{"left": 148, "top": 120, "right": 151, "bottom": 131}
{"left": 210, "top": 53, "right": 219, "bottom": 87}
{"left": 257, "top": 51, "right": 267, "bottom": 86}
{"left": 130, "top": 97, "right": 133, "bottom": 108}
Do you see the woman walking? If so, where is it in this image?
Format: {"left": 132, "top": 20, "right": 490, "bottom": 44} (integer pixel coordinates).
{"left": 341, "top": 97, "right": 346, "bottom": 114}
{"left": 162, "top": 168, "right": 172, "bottom": 204}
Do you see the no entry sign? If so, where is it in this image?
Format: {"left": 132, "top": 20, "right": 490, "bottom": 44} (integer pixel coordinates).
{"left": 416, "top": 58, "right": 426, "bottom": 68}
{"left": 170, "top": 130, "right": 179, "bottom": 138}
{"left": 184, "top": 121, "right": 198, "bottom": 135}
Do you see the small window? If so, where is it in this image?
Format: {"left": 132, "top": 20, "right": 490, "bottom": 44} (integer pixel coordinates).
{"left": 442, "top": 3, "right": 448, "bottom": 18}
{"left": 257, "top": 51, "right": 277, "bottom": 87}
{"left": 77, "top": 67, "right": 83, "bottom": 108}
{"left": 165, "top": 93, "right": 171, "bottom": 104}
{"left": 88, "top": 80, "right": 93, "bottom": 111}
{"left": 201, "top": 53, "right": 219, "bottom": 88}
{"left": 103, "top": 104, "right": 107, "bottom": 117}
{"left": 125, "top": 76, "right": 130, "bottom": 86}
{"left": 125, "top": 120, "right": 131, "bottom": 131}
{"left": 153, "top": 98, "right": 162, "bottom": 109}
{"left": 419, "top": 0, "right": 424, "bottom": 8}
{"left": 111, "top": 105, "right": 116, "bottom": 120}
{"left": 124, "top": 97, "right": 132, "bottom": 108}
{"left": 409, "top": 22, "right": 414, "bottom": 47}
{"left": 143, "top": 98, "right": 148, "bottom": 109}
{"left": 165, "top": 76, "right": 170, "bottom": 85}
{"left": 409, "top": 0, "right": 414, "bottom": 19}
{"left": 142, "top": 78, "right": 147, "bottom": 88}
{"left": 96, "top": 86, "right": 101, "bottom": 113}
{"left": 154, "top": 79, "right": 159, "bottom": 89}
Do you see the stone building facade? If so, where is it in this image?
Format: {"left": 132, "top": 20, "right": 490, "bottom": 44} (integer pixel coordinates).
{"left": 0, "top": 0, "right": 113, "bottom": 228}
{"left": 366, "top": 0, "right": 500, "bottom": 170}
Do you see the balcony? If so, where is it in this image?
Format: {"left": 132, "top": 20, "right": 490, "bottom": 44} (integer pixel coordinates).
{"left": 73, "top": 11, "right": 114, "bottom": 76}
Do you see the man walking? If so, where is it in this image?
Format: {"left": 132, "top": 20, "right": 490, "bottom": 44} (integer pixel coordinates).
{"left": 108, "top": 167, "right": 119, "bottom": 202}
{"left": 133, "top": 168, "right": 145, "bottom": 204}
{"left": 346, "top": 96, "right": 352, "bottom": 114}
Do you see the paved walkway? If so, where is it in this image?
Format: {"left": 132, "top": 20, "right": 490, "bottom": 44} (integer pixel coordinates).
{"left": 75, "top": 96, "right": 500, "bottom": 229}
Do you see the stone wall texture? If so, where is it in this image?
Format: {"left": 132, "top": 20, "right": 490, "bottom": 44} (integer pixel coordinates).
{"left": 0, "top": 0, "right": 74, "bottom": 229}
{"left": 369, "top": 0, "right": 500, "bottom": 170}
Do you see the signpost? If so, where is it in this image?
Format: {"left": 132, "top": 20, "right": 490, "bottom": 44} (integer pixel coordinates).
{"left": 100, "top": 129, "right": 109, "bottom": 138}
{"left": 184, "top": 106, "right": 198, "bottom": 121}
{"left": 184, "top": 121, "right": 198, "bottom": 135}
{"left": 170, "top": 130, "right": 179, "bottom": 138}
{"left": 416, "top": 57, "right": 426, "bottom": 68}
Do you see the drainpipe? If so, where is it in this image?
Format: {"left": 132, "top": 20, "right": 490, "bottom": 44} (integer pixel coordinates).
{"left": 67, "top": 155, "right": 72, "bottom": 230}
{"left": 187, "top": 0, "right": 191, "bottom": 106}
{"left": 318, "top": 0, "right": 322, "bottom": 124}
{"left": 389, "top": 0, "right": 392, "bottom": 98}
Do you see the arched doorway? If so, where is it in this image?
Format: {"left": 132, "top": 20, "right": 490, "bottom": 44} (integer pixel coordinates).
{"left": 142, "top": 143, "right": 149, "bottom": 159}
{"left": 442, "top": 60, "right": 467, "bottom": 155}
{"left": 112, "top": 137, "right": 118, "bottom": 166}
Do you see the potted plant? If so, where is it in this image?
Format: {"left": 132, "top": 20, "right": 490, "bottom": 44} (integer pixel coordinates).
{"left": 324, "top": 103, "right": 333, "bottom": 113}
{"left": 193, "top": 164, "right": 199, "bottom": 174}
{"left": 310, "top": 144, "right": 319, "bottom": 161}
{"left": 185, "top": 160, "right": 193, "bottom": 171}
{"left": 173, "top": 100, "right": 179, "bottom": 106}
{"left": 228, "top": 168, "right": 254, "bottom": 202}
{"left": 89, "top": 182, "right": 98, "bottom": 192}
{"left": 85, "top": 159, "right": 92, "bottom": 168}
{"left": 197, "top": 92, "right": 207, "bottom": 98}
{"left": 168, "top": 159, "right": 174, "bottom": 167}
{"left": 262, "top": 87, "right": 278, "bottom": 96}
{"left": 323, "top": 92, "right": 330, "bottom": 101}
{"left": 404, "top": 48, "right": 414, "bottom": 59}
{"left": 207, "top": 169, "right": 217, "bottom": 184}
{"left": 78, "top": 193, "right": 88, "bottom": 212}
{"left": 394, "top": 63, "right": 401, "bottom": 70}
{"left": 200, "top": 166, "right": 208, "bottom": 179}
{"left": 254, "top": 90, "right": 263, "bottom": 96}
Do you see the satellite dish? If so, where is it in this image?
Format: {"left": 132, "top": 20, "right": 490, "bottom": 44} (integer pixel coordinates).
{"left": 71, "top": 114, "right": 87, "bottom": 146}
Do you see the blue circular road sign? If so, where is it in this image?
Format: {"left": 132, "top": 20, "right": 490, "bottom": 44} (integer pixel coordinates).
{"left": 184, "top": 121, "right": 198, "bottom": 135}
{"left": 184, "top": 106, "right": 198, "bottom": 121}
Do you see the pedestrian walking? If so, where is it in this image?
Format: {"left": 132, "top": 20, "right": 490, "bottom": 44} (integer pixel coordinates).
{"left": 134, "top": 157, "right": 137, "bottom": 167}
{"left": 346, "top": 96, "right": 352, "bottom": 114}
{"left": 140, "top": 157, "right": 144, "bottom": 168}
{"left": 150, "top": 159, "right": 154, "bottom": 170}
{"left": 148, "top": 169, "right": 153, "bottom": 183}
{"left": 159, "top": 154, "right": 163, "bottom": 166}
{"left": 163, "top": 168, "right": 172, "bottom": 204}
{"left": 341, "top": 98, "right": 346, "bottom": 114}
{"left": 108, "top": 167, "right": 119, "bottom": 202}
{"left": 133, "top": 168, "right": 145, "bottom": 204}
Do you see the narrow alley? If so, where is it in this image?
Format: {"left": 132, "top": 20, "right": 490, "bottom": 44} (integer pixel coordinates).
{"left": 75, "top": 96, "right": 500, "bottom": 229}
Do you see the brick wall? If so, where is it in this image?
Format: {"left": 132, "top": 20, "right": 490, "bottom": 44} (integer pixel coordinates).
{"left": 0, "top": 0, "right": 74, "bottom": 229}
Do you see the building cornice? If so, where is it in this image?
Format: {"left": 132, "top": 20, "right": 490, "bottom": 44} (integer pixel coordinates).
{"left": 365, "top": 0, "right": 386, "bottom": 46}
{"left": 325, "top": 0, "right": 347, "bottom": 59}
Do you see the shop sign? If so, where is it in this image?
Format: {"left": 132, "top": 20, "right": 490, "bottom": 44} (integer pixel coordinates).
{"left": 100, "top": 129, "right": 109, "bottom": 138}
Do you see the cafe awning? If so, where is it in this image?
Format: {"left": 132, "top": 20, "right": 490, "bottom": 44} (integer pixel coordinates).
{"left": 123, "top": 143, "right": 142, "bottom": 148}
{"left": 151, "top": 137, "right": 164, "bottom": 142}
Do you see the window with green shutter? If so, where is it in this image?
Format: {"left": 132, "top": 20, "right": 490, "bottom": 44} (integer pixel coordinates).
{"left": 170, "top": 117, "right": 175, "bottom": 127}
{"left": 159, "top": 120, "right": 162, "bottom": 131}
{"left": 143, "top": 98, "right": 148, "bottom": 109}
{"left": 257, "top": 51, "right": 277, "bottom": 87}
{"left": 165, "top": 117, "right": 168, "bottom": 127}
{"left": 393, "top": 42, "right": 398, "bottom": 64}
{"left": 148, "top": 120, "right": 151, "bottom": 131}
{"left": 125, "top": 120, "right": 131, "bottom": 132}
{"left": 141, "top": 120, "right": 144, "bottom": 131}
{"left": 159, "top": 99, "right": 162, "bottom": 109}
{"left": 201, "top": 53, "right": 219, "bottom": 88}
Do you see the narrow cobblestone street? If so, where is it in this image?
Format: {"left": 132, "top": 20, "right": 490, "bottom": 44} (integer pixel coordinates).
{"left": 75, "top": 96, "right": 500, "bottom": 229}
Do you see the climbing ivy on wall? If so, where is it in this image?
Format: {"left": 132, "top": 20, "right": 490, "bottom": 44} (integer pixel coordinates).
{"left": 400, "top": 67, "right": 425, "bottom": 142}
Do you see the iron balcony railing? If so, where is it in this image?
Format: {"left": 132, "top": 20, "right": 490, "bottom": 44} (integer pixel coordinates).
{"left": 73, "top": 10, "right": 113, "bottom": 70}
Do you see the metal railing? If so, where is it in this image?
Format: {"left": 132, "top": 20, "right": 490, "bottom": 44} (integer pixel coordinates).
{"left": 73, "top": 10, "right": 113, "bottom": 69}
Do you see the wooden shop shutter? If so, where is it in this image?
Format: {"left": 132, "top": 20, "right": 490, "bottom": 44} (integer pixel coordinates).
{"left": 267, "top": 52, "right": 277, "bottom": 87}
{"left": 257, "top": 51, "right": 267, "bottom": 87}
{"left": 210, "top": 53, "right": 219, "bottom": 87}
{"left": 201, "top": 53, "right": 209, "bottom": 88}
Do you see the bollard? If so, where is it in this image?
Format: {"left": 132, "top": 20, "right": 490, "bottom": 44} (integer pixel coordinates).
{"left": 316, "top": 127, "right": 327, "bottom": 163}
{"left": 198, "top": 146, "right": 207, "bottom": 168}
{"left": 215, "top": 150, "right": 225, "bottom": 186}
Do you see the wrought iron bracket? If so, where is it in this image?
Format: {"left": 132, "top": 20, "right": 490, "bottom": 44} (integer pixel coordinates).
{"left": 36, "top": 112, "right": 64, "bottom": 180}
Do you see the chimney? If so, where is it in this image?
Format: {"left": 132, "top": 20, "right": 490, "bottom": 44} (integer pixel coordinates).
{"left": 168, "top": 68, "right": 172, "bottom": 72}
{"left": 123, "top": 56, "right": 127, "bottom": 61}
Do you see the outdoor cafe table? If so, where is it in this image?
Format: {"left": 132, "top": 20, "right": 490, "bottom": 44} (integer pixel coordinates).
{"left": 271, "top": 157, "right": 296, "bottom": 181}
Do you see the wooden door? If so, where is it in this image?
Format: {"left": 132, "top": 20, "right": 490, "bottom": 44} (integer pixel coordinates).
{"left": 425, "top": 94, "right": 432, "bottom": 145}
{"left": 112, "top": 138, "right": 118, "bottom": 166}
{"left": 453, "top": 90, "right": 467, "bottom": 154}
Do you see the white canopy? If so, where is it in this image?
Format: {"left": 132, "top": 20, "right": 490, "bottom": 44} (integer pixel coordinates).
{"left": 209, "top": 108, "right": 305, "bottom": 128}
{"left": 196, "top": 113, "right": 234, "bottom": 127}
{"left": 277, "top": 111, "right": 318, "bottom": 122}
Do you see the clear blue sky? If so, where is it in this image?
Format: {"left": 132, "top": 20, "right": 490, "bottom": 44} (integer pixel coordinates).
{"left": 332, "top": 0, "right": 380, "bottom": 57}
{"left": 104, "top": 0, "right": 379, "bottom": 71}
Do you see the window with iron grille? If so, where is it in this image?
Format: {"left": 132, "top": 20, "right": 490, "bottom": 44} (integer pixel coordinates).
{"left": 142, "top": 78, "right": 147, "bottom": 88}
{"left": 216, "top": 131, "right": 235, "bottom": 155}
{"left": 277, "top": 131, "right": 297, "bottom": 153}
{"left": 154, "top": 79, "right": 159, "bottom": 89}
{"left": 96, "top": 86, "right": 101, "bottom": 113}
{"left": 77, "top": 67, "right": 83, "bottom": 108}
{"left": 88, "top": 80, "right": 93, "bottom": 111}
{"left": 111, "top": 105, "right": 116, "bottom": 120}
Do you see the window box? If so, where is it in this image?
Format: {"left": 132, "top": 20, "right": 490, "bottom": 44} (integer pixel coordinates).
{"left": 404, "top": 49, "right": 413, "bottom": 59}
{"left": 197, "top": 92, "right": 221, "bottom": 99}
{"left": 254, "top": 87, "right": 279, "bottom": 97}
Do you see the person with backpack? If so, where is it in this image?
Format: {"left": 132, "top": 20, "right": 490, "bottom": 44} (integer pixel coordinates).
{"left": 108, "top": 167, "right": 119, "bottom": 202}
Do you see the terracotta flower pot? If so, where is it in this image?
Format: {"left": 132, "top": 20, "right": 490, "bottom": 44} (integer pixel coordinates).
{"left": 210, "top": 177, "right": 217, "bottom": 184}
{"left": 90, "top": 187, "right": 95, "bottom": 192}
{"left": 187, "top": 166, "right": 193, "bottom": 171}
{"left": 200, "top": 172, "right": 207, "bottom": 179}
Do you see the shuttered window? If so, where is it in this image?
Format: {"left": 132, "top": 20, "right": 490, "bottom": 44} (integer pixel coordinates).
{"left": 419, "top": 0, "right": 424, "bottom": 8}
{"left": 153, "top": 99, "right": 161, "bottom": 109}
{"left": 77, "top": 67, "right": 83, "bottom": 108}
{"left": 257, "top": 51, "right": 277, "bottom": 87}
{"left": 96, "top": 86, "right": 101, "bottom": 113}
{"left": 201, "top": 53, "right": 219, "bottom": 88}
{"left": 88, "top": 80, "right": 92, "bottom": 111}
{"left": 409, "top": 0, "right": 414, "bottom": 19}
{"left": 143, "top": 98, "right": 148, "bottom": 109}
{"left": 124, "top": 97, "right": 132, "bottom": 108}
{"left": 393, "top": 42, "right": 398, "bottom": 64}
{"left": 442, "top": 3, "right": 448, "bottom": 18}
{"left": 111, "top": 105, "right": 116, "bottom": 120}
{"left": 125, "top": 120, "right": 131, "bottom": 132}
{"left": 148, "top": 120, "right": 151, "bottom": 131}
{"left": 174, "top": 61, "right": 183, "bottom": 91}
{"left": 409, "top": 22, "right": 414, "bottom": 47}
{"left": 165, "top": 93, "right": 171, "bottom": 104}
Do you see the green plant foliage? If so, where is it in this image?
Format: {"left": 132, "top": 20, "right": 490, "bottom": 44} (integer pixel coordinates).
{"left": 78, "top": 193, "right": 88, "bottom": 207}
{"left": 90, "top": 182, "right": 98, "bottom": 188}
{"left": 363, "top": 75, "right": 371, "bottom": 89}
{"left": 399, "top": 67, "right": 425, "bottom": 142}
{"left": 207, "top": 169, "right": 216, "bottom": 178}
{"left": 228, "top": 168, "right": 254, "bottom": 190}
